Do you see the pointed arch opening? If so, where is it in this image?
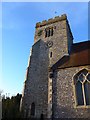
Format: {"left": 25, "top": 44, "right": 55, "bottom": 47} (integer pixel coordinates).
{"left": 73, "top": 69, "right": 90, "bottom": 106}
{"left": 31, "top": 102, "right": 35, "bottom": 116}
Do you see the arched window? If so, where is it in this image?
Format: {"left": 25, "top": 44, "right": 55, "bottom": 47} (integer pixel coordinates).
{"left": 73, "top": 69, "right": 90, "bottom": 106}
{"left": 45, "top": 29, "right": 47, "bottom": 37}
{"left": 47, "top": 29, "right": 50, "bottom": 37}
{"left": 50, "top": 28, "right": 53, "bottom": 36}
{"left": 45, "top": 27, "right": 53, "bottom": 37}
{"left": 40, "top": 113, "right": 44, "bottom": 120}
{"left": 31, "top": 102, "right": 35, "bottom": 116}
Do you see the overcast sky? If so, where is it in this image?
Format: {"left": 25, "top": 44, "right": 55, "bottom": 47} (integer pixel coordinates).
{"left": 1, "top": 2, "right": 88, "bottom": 97}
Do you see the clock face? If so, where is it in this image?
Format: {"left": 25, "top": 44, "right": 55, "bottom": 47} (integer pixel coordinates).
{"left": 47, "top": 41, "right": 53, "bottom": 48}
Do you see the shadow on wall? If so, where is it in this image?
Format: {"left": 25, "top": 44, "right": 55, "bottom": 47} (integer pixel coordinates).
{"left": 21, "top": 39, "right": 49, "bottom": 118}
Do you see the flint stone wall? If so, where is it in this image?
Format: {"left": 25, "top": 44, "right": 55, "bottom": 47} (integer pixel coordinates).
{"left": 53, "top": 65, "right": 90, "bottom": 118}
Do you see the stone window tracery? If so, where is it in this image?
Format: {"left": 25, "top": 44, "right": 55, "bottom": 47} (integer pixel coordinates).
{"left": 74, "top": 69, "right": 90, "bottom": 106}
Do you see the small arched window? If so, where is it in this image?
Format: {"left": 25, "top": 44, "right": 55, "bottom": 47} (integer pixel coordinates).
{"left": 31, "top": 102, "right": 35, "bottom": 116}
{"left": 45, "top": 30, "right": 47, "bottom": 37}
{"left": 45, "top": 27, "right": 53, "bottom": 37}
{"left": 73, "top": 69, "right": 90, "bottom": 106}
{"left": 50, "top": 28, "right": 53, "bottom": 36}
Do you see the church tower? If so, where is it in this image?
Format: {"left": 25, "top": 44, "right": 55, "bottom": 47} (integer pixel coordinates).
{"left": 34, "top": 14, "right": 73, "bottom": 67}
{"left": 20, "top": 14, "right": 73, "bottom": 118}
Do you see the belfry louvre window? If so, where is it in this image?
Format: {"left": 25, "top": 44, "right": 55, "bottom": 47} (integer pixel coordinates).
{"left": 45, "top": 27, "right": 53, "bottom": 37}
{"left": 74, "top": 69, "right": 90, "bottom": 106}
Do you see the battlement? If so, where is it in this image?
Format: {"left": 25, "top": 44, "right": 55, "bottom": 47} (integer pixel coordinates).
{"left": 36, "top": 14, "right": 67, "bottom": 28}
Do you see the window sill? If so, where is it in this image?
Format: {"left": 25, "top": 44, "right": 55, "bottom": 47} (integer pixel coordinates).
{"left": 74, "top": 105, "right": 90, "bottom": 108}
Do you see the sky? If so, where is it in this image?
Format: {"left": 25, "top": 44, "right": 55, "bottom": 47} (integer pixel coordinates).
{"left": 1, "top": 2, "right": 88, "bottom": 97}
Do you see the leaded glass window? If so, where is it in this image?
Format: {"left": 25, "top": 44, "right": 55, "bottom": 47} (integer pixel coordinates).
{"left": 74, "top": 69, "right": 90, "bottom": 106}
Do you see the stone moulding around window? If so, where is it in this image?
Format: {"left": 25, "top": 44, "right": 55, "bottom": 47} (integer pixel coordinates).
{"left": 73, "top": 68, "right": 90, "bottom": 108}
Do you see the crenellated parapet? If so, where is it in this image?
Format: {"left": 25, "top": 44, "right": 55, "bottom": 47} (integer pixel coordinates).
{"left": 36, "top": 14, "right": 67, "bottom": 28}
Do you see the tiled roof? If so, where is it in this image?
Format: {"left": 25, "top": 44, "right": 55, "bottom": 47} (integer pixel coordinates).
{"left": 51, "top": 41, "right": 90, "bottom": 70}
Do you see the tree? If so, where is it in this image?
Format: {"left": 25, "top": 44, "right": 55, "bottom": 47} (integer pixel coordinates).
{"left": 2, "top": 93, "right": 22, "bottom": 119}
{"left": 0, "top": 90, "right": 3, "bottom": 97}
{"left": 0, "top": 89, "right": 3, "bottom": 120}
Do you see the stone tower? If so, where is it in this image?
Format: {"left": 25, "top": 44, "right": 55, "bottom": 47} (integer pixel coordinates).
{"left": 20, "top": 14, "right": 73, "bottom": 118}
